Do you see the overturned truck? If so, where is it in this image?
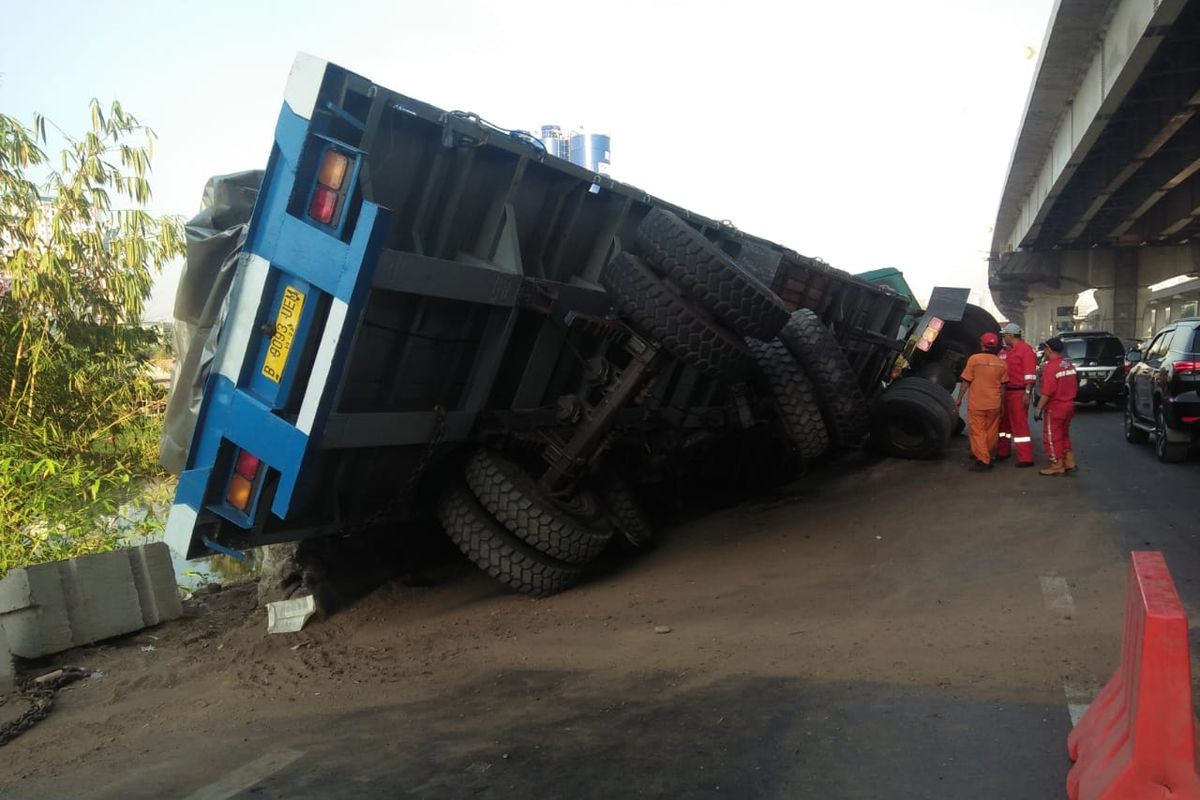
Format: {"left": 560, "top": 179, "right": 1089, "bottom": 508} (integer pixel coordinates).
{"left": 164, "top": 54, "right": 995, "bottom": 596}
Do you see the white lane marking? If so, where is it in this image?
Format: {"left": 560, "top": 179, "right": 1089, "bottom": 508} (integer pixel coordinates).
{"left": 1064, "top": 682, "right": 1100, "bottom": 727}
{"left": 180, "top": 749, "right": 304, "bottom": 800}
{"left": 296, "top": 297, "right": 348, "bottom": 435}
{"left": 1039, "top": 575, "right": 1075, "bottom": 612}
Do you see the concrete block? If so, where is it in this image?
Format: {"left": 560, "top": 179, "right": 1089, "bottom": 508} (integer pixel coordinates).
{"left": 128, "top": 542, "right": 182, "bottom": 626}
{"left": 0, "top": 624, "right": 14, "bottom": 695}
{"left": 62, "top": 550, "right": 144, "bottom": 646}
{"left": 0, "top": 564, "right": 74, "bottom": 658}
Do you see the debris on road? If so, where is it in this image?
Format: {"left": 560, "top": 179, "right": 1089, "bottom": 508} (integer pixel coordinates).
{"left": 266, "top": 595, "right": 316, "bottom": 634}
{"left": 0, "top": 666, "right": 91, "bottom": 748}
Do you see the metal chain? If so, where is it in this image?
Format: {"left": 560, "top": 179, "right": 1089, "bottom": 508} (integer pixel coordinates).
{"left": 0, "top": 666, "right": 91, "bottom": 748}
{"left": 339, "top": 404, "right": 447, "bottom": 535}
{"left": 403, "top": 404, "right": 447, "bottom": 503}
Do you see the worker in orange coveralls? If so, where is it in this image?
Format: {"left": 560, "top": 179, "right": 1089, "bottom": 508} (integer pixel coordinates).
{"left": 955, "top": 331, "right": 1008, "bottom": 471}
{"left": 1034, "top": 336, "right": 1078, "bottom": 476}
{"left": 995, "top": 322, "right": 1038, "bottom": 467}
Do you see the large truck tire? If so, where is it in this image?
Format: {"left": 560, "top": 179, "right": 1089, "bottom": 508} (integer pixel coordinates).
{"left": 746, "top": 337, "right": 830, "bottom": 460}
{"left": 777, "top": 309, "right": 871, "bottom": 447}
{"left": 889, "top": 376, "right": 965, "bottom": 435}
{"left": 437, "top": 484, "right": 582, "bottom": 597}
{"left": 465, "top": 448, "right": 612, "bottom": 566}
{"left": 890, "top": 377, "right": 957, "bottom": 418}
{"left": 599, "top": 474, "right": 655, "bottom": 551}
{"left": 870, "top": 382, "right": 953, "bottom": 459}
{"left": 634, "top": 208, "right": 790, "bottom": 340}
{"left": 929, "top": 304, "right": 999, "bottom": 364}
{"left": 602, "top": 251, "right": 751, "bottom": 378}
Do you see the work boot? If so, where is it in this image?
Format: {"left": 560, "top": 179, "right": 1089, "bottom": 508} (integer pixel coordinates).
{"left": 968, "top": 460, "right": 993, "bottom": 472}
{"left": 1039, "top": 460, "right": 1066, "bottom": 476}
{"left": 994, "top": 452, "right": 1010, "bottom": 462}
{"left": 1015, "top": 460, "right": 1036, "bottom": 469}
{"left": 1064, "top": 451, "right": 1077, "bottom": 472}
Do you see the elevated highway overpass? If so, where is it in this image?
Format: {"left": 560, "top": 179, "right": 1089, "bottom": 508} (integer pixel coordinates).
{"left": 990, "top": 0, "right": 1200, "bottom": 342}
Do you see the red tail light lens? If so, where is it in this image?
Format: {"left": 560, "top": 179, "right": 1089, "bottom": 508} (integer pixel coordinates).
{"left": 1172, "top": 361, "right": 1200, "bottom": 374}
{"left": 235, "top": 451, "right": 261, "bottom": 480}
{"left": 309, "top": 185, "right": 338, "bottom": 224}
{"left": 1180, "top": 416, "right": 1200, "bottom": 424}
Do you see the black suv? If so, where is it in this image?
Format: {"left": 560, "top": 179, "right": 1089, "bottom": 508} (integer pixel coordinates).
{"left": 1036, "top": 332, "right": 1127, "bottom": 406}
{"left": 1124, "top": 318, "right": 1200, "bottom": 462}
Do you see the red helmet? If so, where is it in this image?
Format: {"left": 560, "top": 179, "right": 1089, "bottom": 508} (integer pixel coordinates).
{"left": 980, "top": 332, "right": 1000, "bottom": 350}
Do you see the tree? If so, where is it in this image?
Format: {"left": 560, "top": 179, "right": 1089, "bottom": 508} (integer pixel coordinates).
{"left": 0, "top": 101, "right": 185, "bottom": 574}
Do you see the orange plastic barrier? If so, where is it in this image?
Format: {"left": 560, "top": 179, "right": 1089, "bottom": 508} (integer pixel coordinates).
{"left": 1067, "top": 551, "right": 1200, "bottom": 800}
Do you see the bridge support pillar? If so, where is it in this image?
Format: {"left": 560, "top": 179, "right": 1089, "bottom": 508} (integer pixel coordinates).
{"left": 1024, "top": 291, "right": 1081, "bottom": 344}
{"left": 1093, "top": 251, "right": 1151, "bottom": 341}
{"left": 1111, "top": 251, "right": 1140, "bottom": 341}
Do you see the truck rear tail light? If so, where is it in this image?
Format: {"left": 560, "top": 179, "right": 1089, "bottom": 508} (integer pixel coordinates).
{"left": 1181, "top": 416, "right": 1200, "bottom": 424}
{"left": 226, "top": 474, "right": 254, "bottom": 510}
{"left": 318, "top": 150, "right": 349, "bottom": 190}
{"left": 1172, "top": 361, "right": 1200, "bottom": 374}
{"left": 235, "top": 451, "right": 261, "bottom": 481}
{"left": 916, "top": 317, "right": 943, "bottom": 352}
{"left": 309, "top": 185, "right": 338, "bottom": 224}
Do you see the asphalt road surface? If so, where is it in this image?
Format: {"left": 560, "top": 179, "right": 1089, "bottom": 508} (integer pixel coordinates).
{"left": 6, "top": 403, "right": 1200, "bottom": 800}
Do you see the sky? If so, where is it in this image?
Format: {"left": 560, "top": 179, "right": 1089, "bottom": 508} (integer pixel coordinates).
{"left": 1, "top": 0, "right": 1056, "bottom": 321}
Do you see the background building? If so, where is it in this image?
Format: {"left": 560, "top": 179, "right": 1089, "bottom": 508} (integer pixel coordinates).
{"left": 535, "top": 125, "right": 611, "bottom": 175}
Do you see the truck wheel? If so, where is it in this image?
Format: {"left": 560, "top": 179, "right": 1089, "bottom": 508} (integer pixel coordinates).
{"left": 777, "top": 309, "right": 871, "bottom": 447}
{"left": 634, "top": 208, "right": 790, "bottom": 340}
{"left": 889, "top": 377, "right": 958, "bottom": 419}
{"left": 930, "top": 304, "right": 998, "bottom": 362}
{"left": 888, "top": 378, "right": 966, "bottom": 437}
{"left": 745, "top": 337, "right": 830, "bottom": 459}
{"left": 465, "top": 449, "right": 613, "bottom": 565}
{"left": 870, "top": 384, "right": 952, "bottom": 459}
{"left": 599, "top": 474, "right": 654, "bottom": 551}
{"left": 602, "top": 251, "right": 751, "bottom": 378}
{"left": 437, "top": 484, "right": 582, "bottom": 597}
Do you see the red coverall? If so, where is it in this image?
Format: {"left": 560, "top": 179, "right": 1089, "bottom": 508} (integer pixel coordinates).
{"left": 997, "top": 339, "right": 1038, "bottom": 464}
{"left": 1040, "top": 354, "right": 1078, "bottom": 463}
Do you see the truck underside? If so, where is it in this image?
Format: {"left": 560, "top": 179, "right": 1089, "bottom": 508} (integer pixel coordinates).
{"left": 165, "top": 54, "right": 993, "bottom": 595}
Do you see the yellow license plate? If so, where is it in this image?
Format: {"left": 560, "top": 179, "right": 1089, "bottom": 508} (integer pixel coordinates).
{"left": 261, "top": 286, "right": 306, "bottom": 382}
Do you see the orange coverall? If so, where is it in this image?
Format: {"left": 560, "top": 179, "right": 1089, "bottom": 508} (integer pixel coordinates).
{"left": 959, "top": 352, "right": 1009, "bottom": 464}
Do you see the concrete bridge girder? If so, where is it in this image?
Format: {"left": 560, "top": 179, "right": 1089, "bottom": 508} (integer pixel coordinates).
{"left": 990, "top": 242, "right": 1200, "bottom": 341}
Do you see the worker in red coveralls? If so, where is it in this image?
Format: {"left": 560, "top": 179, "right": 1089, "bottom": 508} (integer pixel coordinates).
{"left": 956, "top": 331, "right": 1008, "bottom": 471}
{"left": 995, "top": 322, "right": 1038, "bottom": 467}
{"left": 1034, "top": 336, "right": 1078, "bottom": 476}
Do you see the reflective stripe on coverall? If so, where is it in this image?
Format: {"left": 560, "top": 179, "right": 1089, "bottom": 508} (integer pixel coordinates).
{"left": 1041, "top": 355, "right": 1078, "bottom": 463}
{"left": 960, "top": 352, "right": 1008, "bottom": 464}
{"left": 997, "top": 339, "right": 1037, "bottom": 463}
